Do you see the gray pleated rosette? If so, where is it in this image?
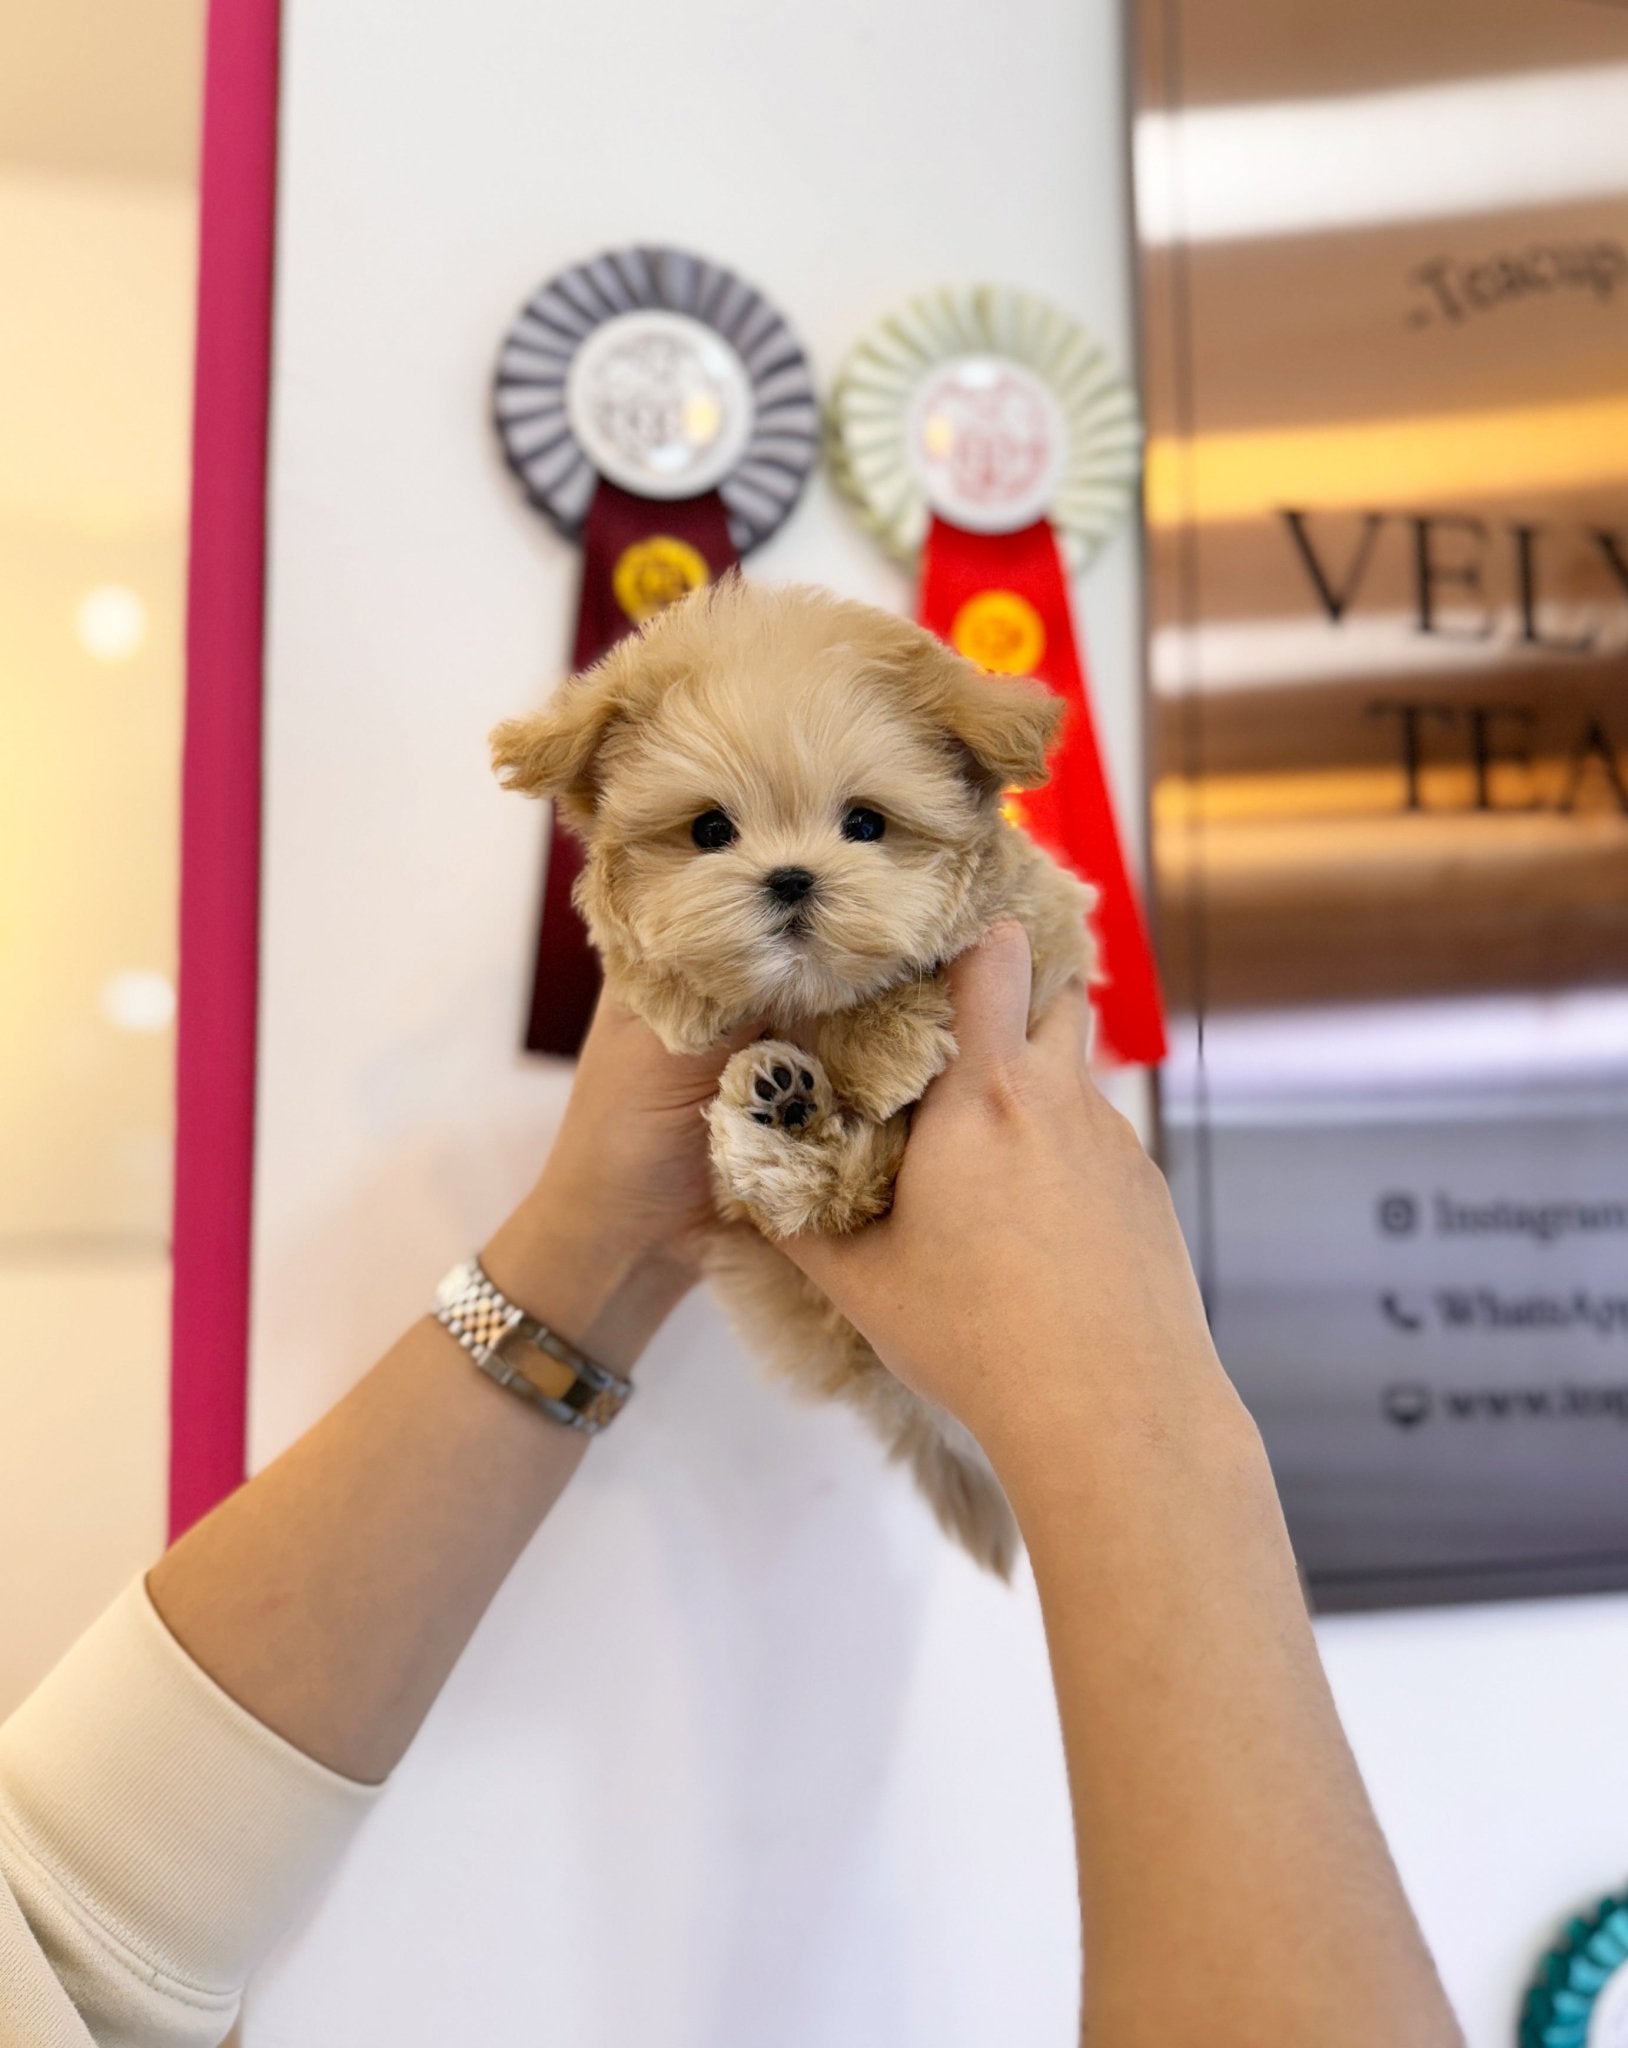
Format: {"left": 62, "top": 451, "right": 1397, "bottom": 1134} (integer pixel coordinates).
{"left": 493, "top": 246, "right": 818, "bottom": 554}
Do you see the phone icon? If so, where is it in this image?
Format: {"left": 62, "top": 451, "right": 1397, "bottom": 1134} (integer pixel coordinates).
{"left": 1380, "top": 1292, "right": 1424, "bottom": 1333}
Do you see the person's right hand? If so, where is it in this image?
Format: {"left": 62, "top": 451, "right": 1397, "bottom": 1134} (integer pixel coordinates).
{"left": 780, "top": 921, "right": 1250, "bottom": 1488}
{"left": 786, "top": 926, "right": 1460, "bottom": 2048}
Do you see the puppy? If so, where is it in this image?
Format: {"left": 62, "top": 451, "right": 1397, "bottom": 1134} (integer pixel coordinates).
{"left": 492, "top": 578, "right": 1094, "bottom": 1574}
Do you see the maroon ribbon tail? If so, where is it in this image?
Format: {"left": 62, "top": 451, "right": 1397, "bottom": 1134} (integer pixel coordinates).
{"left": 523, "top": 479, "right": 739, "bottom": 1055}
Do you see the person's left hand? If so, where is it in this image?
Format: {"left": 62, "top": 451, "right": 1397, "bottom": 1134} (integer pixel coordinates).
{"left": 481, "top": 995, "right": 755, "bottom": 1358}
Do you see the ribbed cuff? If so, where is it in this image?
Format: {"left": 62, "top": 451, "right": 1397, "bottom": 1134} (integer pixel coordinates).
{"left": 0, "top": 1576, "right": 381, "bottom": 2001}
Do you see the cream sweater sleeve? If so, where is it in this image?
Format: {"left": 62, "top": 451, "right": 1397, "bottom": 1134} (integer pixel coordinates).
{"left": 0, "top": 1579, "right": 381, "bottom": 2048}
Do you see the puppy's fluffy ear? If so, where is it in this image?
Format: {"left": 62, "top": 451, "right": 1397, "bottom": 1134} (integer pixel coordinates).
{"left": 489, "top": 649, "right": 633, "bottom": 824}
{"left": 890, "top": 633, "right": 1063, "bottom": 794}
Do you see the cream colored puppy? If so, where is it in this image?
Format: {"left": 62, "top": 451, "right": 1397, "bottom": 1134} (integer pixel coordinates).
{"left": 493, "top": 578, "right": 1093, "bottom": 1573}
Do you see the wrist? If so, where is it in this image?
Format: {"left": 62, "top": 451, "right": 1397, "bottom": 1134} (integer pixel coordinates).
{"left": 986, "top": 1358, "right": 1266, "bottom": 1537}
{"left": 480, "top": 1182, "right": 695, "bottom": 1376}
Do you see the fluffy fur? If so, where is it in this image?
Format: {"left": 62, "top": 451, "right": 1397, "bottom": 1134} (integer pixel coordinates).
{"left": 492, "top": 579, "right": 1095, "bottom": 1574}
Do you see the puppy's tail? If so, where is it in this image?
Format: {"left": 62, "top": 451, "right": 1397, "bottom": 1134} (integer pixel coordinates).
{"left": 900, "top": 1424, "right": 1020, "bottom": 1580}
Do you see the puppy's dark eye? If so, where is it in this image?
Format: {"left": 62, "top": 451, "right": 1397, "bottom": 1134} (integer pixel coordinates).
{"left": 841, "top": 805, "right": 886, "bottom": 844}
{"left": 691, "top": 808, "right": 737, "bottom": 852}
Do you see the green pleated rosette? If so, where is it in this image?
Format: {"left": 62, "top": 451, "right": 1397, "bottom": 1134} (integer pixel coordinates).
{"left": 827, "top": 284, "right": 1142, "bottom": 577}
{"left": 1522, "top": 1893, "right": 1628, "bottom": 2048}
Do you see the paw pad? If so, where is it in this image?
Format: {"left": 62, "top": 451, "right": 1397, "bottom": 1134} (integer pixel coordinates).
{"left": 745, "top": 1055, "right": 821, "bottom": 1134}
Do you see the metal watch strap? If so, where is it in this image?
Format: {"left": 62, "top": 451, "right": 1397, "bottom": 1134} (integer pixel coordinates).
{"left": 432, "top": 1256, "right": 633, "bottom": 1436}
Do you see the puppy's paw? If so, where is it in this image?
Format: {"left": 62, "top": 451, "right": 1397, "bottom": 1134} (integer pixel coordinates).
{"left": 706, "top": 1043, "right": 898, "bottom": 1239}
{"left": 816, "top": 977, "right": 957, "bottom": 1123}
{"left": 726, "top": 1041, "right": 830, "bottom": 1136}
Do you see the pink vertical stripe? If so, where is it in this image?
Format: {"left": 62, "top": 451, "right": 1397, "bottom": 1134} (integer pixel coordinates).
{"left": 169, "top": 0, "right": 282, "bottom": 1538}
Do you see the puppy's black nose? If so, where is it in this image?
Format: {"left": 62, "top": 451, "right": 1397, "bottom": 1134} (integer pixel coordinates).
{"left": 764, "top": 866, "right": 816, "bottom": 906}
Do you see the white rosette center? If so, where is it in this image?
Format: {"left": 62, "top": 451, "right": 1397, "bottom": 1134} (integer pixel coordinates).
{"left": 566, "top": 310, "right": 754, "bottom": 501}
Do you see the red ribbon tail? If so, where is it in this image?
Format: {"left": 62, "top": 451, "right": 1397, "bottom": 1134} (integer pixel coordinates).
{"left": 918, "top": 514, "right": 1167, "bottom": 1067}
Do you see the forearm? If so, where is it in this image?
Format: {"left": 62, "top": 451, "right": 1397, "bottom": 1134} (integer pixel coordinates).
{"left": 147, "top": 1188, "right": 691, "bottom": 1785}
{"left": 998, "top": 1376, "right": 1462, "bottom": 2048}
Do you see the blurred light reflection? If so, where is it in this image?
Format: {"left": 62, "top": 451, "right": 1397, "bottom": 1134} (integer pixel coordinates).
{"left": 1135, "top": 61, "right": 1628, "bottom": 245}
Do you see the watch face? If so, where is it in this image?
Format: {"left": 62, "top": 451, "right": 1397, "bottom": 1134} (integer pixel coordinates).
{"left": 905, "top": 354, "right": 1068, "bottom": 534}
{"left": 565, "top": 309, "right": 755, "bottom": 501}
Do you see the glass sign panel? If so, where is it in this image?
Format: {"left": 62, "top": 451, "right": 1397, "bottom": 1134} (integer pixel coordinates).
{"left": 1134, "top": 0, "right": 1628, "bottom": 1607}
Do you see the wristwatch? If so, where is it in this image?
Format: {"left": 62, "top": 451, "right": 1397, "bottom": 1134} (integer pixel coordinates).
{"left": 432, "top": 1256, "right": 634, "bottom": 1436}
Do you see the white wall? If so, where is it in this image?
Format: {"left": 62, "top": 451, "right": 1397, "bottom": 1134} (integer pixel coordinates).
{"left": 246, "top": 1, "right": 1628, "bottom": 2042}
{"left": 248, "top": 5, "right": 1133, "bottom": 2044}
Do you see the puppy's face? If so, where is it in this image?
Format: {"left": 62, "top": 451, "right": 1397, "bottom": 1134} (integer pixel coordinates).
{"left": 492, "top": 582, "right": 1059, "bottom": 1023}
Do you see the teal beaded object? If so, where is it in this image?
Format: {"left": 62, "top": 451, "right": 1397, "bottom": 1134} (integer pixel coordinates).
{"left": 1523, "top": 1893, "right": 1628, "bottom": 2048}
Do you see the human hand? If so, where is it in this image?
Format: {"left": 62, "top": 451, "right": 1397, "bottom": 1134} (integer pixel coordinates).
{"left": 779, "top": 922, "right": 1246, "bottom": 1491}
{"left": 482, "top": 994, "right": 754, "bottom": 1366}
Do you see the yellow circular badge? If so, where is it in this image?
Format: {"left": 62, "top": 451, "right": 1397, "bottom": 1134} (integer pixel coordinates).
{"left": 612, "top": 536, "right": 711, "bottom": 624}
{"left": 951, "top": 589, "right": 1046, "bottom": 675}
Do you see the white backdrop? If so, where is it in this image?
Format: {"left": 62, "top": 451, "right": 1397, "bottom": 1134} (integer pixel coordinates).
{"left": 247, "top": 1, "right": 1628, "bottom": 2042}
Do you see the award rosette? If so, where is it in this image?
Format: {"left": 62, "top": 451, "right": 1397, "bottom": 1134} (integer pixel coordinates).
{"left": 494, "top": 246, "right": 818, "bottom": 1054}
{"left": 829, "top": 286, "right": 1163, "bottom": 1065}
{"left": 1523, "top": 1891, "right": 1628, "bottom": 2048}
